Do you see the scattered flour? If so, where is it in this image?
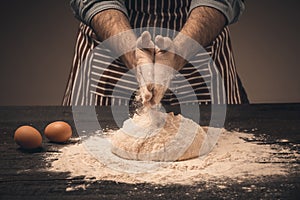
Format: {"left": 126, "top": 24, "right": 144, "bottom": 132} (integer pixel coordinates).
{"left": 44, "top": 130, "right": 297, "bottom": 187}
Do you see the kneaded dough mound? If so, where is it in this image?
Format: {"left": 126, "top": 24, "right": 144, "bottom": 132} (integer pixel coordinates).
{"left": 111, "top": 110, "right": 206, "bottom": 161}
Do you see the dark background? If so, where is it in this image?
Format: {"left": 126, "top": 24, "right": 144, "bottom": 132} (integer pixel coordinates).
{"left": 0, "top": 0, "right": 299, "bottom": 105}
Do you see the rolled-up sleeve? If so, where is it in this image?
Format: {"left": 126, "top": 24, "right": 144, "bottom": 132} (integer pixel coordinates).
{"left": 70, "top": 0, "right": 128, "bottom": 26}
{"left": 189, "top": 0, "right": 245, "bottom": 24}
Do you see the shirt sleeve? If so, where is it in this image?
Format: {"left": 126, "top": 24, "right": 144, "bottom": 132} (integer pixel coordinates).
{"left": 189, "top": 0, "right": 245, "bottom": 24}
{"left": 70, "top": 0, "right": 128, "bottom": 26}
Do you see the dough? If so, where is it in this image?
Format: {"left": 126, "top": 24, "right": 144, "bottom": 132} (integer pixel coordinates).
{"left": 110, "top": 110, "right": 207, "bottom": 161}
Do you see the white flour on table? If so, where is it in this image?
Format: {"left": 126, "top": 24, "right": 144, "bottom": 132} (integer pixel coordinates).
{"left": 43, "top": 130, "right": 298, "bottom": 187}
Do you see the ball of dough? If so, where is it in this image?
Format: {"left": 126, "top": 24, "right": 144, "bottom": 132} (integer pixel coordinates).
{"left": 111, "top": 111, "right": 206, "bottom": 161}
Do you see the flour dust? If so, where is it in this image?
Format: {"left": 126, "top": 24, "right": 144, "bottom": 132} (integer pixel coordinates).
{"left": 43, "top": 130, "right": 299, "bottom": 190}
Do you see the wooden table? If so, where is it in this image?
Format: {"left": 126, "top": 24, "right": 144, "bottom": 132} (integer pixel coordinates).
{"left": 0, "top": 104, "right": 299, "bottom": 199}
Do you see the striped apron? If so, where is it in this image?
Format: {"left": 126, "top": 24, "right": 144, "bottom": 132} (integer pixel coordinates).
{"left": 63, "top": 0, "right": 249, "bottom": 106}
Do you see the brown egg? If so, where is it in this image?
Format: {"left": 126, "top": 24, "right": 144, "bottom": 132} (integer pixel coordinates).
{"left": 44, "top": 121, "right": 72, "bottom": 143}
{"left": 14, "top": 126, "right": 42, "bottom": 149}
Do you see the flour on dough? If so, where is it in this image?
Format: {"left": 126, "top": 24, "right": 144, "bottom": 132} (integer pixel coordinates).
{"left": 111, "top": 109, "right": 208, "bottom": 161}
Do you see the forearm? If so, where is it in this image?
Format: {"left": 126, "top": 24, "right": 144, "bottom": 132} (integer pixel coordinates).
{"left": 91, "top": 10, "right": 137, "bottom": 69}
{"left": 173, "top": 6, "right": 226, "bottom": 64}
{"left": 181, "top": 6, "right": 225, "bottom": 47}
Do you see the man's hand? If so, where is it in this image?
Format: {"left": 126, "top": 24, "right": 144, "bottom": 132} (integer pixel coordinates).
{"left": 149, "top": 6, "right": 226, "bottom": 105}
{"left": 136, "top": 34, "right": 188, "bottom": 106}
{"left": 151, "top": 36, "right": 187, "bottom": 105}
{"left": 135, "top": 31, "right": 155, "bottom": 106}
{"left": 154, "top": 35, "right": 187, "bottom": 71}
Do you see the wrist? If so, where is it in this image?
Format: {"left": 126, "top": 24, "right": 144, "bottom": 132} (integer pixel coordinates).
{"left": 173, "top": 33, "right": 199, "bottom": 62}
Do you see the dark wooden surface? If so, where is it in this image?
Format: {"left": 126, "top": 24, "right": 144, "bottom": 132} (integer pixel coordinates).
{"left": 0, "top": 104, "right": 299, "bottom": 199}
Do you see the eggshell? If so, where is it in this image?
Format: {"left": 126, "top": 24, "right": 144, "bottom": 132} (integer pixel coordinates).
{"left": 14, "top": 126, "right": 42, "bottom": 149}
{"left": 44, "top": 121, "right": 72, "bottom": 143}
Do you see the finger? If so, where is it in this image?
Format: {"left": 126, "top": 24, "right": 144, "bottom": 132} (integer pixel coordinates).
{"left": 151, "top": 84, "right": 167, "bottom": 105}
{"left": 137, "top": 31, "right": 154, "bottom": 49}
{"left": 139, "top": 85, "right": 153, "bottom": 105}
{"left": 141, "top": 31, "right": 151, "bottom": 45}
{"left": 155, "top": 35, "right": 173, "bottom": 51}
{"left": 147, "top": 82, "right": 154, "bottom": 92}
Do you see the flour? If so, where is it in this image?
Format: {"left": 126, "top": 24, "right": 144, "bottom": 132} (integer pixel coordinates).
{"left": 44, "top": 130, "right": 297, "bottom": 187}
{"left": 111, "top": 111, "right": 207, "bottom": 161}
